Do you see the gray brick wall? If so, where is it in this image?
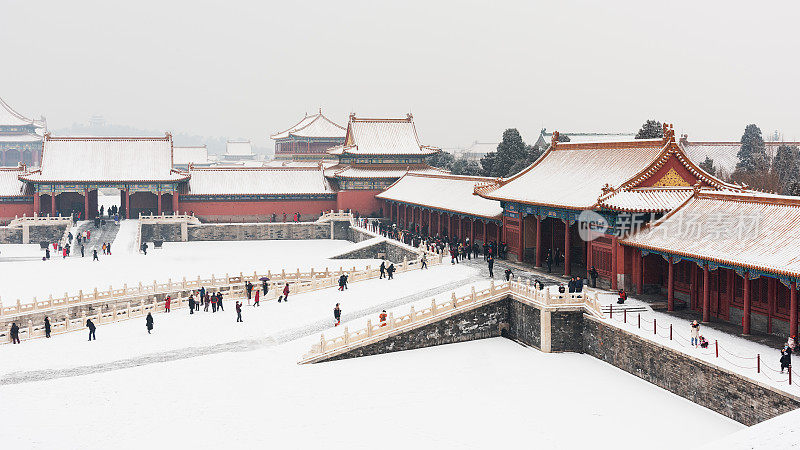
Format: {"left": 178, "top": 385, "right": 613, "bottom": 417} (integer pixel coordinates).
{"left": 507, "top": 300, "right": 541, "bottom": 348}
{"left": 187, "top": 223, "right": 332, "bottom": 241}
{"left": 29, "top": 224, "right": 68, "bottom": 244}
{"left": 582, "top": 315, "right": 800, "bottom": 425}
{"left": 141, "top": 223, "right": 181, "bottom": 243}
{"left": 551, "top": 310, "right": 584, "bottom": 353}
{"left": 0, "top": 227, "right": 22, "bottom": 244}
{"left": 322, "top": 299, "right": 511, "bottom": 362}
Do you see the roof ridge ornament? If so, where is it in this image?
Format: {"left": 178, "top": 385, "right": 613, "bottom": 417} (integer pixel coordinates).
{"left": 551, "top": 131, "right": 560, "bottom": 148}
{"left": 662, "top": 123, "right": 675, "bottom": 143}
{"left": 600, "top": 183, "right": 614, "bottom": 195}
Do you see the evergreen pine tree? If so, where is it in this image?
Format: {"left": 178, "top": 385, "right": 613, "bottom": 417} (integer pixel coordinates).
{"left": 635, "top": 120, "right": 663, "bottom": 139}
{"left": 735, "top": 124, "right": 769, "bottom": 173}
{"left": 481, "top": 129, "right": 529, "bottom": 177}
{"left": 427, "top": 150, "right": 455, "bottom": 171}
{"left": 698, "top": 157, "right": 716, "bottom": 176}
{"left": 771, "top": 145, "right": 800, "bottom": 194}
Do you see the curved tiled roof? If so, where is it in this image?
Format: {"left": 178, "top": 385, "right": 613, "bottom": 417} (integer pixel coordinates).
{"left": 325, "top": 164, "right": 447, "bottom": 180}
{"left": 377, "top": 173, "right": 503, "bottom": 219}
{"left": 0, "top": 97, "right": 45, "bottom": 128}
{"left": 623, "top": 190, "right": 800, "bottom": 279}
{"left": 329, "top": 114, "right": 440, "bottom": 156}
{"left": 20, "top": 134, "right": 188, "bottom": 183}
{"left": 0, "top": 166, "right": 26, "bottom": 196}
{"left": 187, "top": 167, "right": 333, "bottom": 195}
{"left": 271, "top": 110, "right": 346, "bottom": 140}
{"left": 597, "top": 187, "right": 694, "bottom": 213}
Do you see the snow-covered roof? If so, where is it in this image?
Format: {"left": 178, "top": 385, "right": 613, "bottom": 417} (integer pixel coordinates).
{"left": 0, "top": 97, "right": 45, "bottom": 128}
{"left": 623, "top": 190, "right": 800, "bottom": 278}
{"left": 328, "top": 114, "right": 439, "bottom": 156}
{"left": 0, "top": 166, "right": 26, "bottom": 196}
{"left": 20, "top": 134, "right": 188, "bottom": 183}
{"left": 597, "top": 187, "right": 695, "bottom": 213}
{"left": 226, "top": 140, "right": 252, "bottom": 156}
{"left": 187, "top": 167, "right": 334, "bottom": 196}
{"left": 173, "top": 146, "right": 209, "bottom": 166}
{"left": 478, "top": 139, "right": 669, "bottom": 209}
{"left": 263, "top": 159, "right": 337, "bottom": 169}
{"left": 377, "top": 173, "right": 503, "bottom": 219}
{"left": 270, "top": 110, "right": 346, "bottom": 140}
{"left": 325, "top": 165, "right": 448, "bottom": 180}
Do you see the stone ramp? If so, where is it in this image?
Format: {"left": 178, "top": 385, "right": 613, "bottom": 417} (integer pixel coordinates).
{"left": 70, "top": 221, "right": 121, "bottom": 257}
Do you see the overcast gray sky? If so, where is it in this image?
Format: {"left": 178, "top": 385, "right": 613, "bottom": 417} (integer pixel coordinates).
{"left": 2, "top": 0, "right": 799, "bottom": 148}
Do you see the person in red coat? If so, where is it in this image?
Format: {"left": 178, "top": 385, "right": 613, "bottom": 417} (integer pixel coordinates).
{"left": 253, "top": 289, "right": 260, "bottom": 306}
{"left": 165, "top": 296, "right": 171, "bottom": 313}
{"left": 280, "top": 283, "right": 290, "bottom": 302}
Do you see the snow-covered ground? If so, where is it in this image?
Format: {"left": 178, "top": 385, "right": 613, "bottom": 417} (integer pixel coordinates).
{"left": 0, "top": 236, "right": 381, "bottom": 305}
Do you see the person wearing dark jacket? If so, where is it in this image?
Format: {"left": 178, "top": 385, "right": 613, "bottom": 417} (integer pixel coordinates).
{"left": 334, "top": 303, "right": 342, "bottom": 326}
{"left": 146, "top": 312, "right": 154, "bottom": 334}
{"left": 10, "top": 322, "right": 20, "bottom": 344}
{"left": 379, "top": 261, "right": 386, "bottom": 279}
{"left": 44, "top": 316, "right": 51, "bottom": 338}
{"left": 262, "top": 280, "right": 269, "bottom": 296}
{"left": 781, "top": 345, "right": 793, "bottom": 373}
{"left": 568, "top": 277, "right": 576, "bottom": 294}
{"left": 92, "top": 249, "right": 99, "bottom": 261}
{"left": 245, "top": 281, "right": 253, "bottom": 300}
{"left": 588, "top": 266, "right": 598, "bottom": 288}
{"left": 217, "top": 292, "right": 224, "bottom": 311}
{"left": 387, "top": 263, "right": 395, "bottom": 280}
{"left": 504, "top": 268, "right": 513, "bottom": 282}
{"left": 86, "top": 319, "right": 96, "bottom": 340}
{"left": 188, "top": 294, "right": 195, "bottom": 314}
{"left": 280, "top": 283, "right": 290, "bottom": 302}
{"left": 338, "top": 274, "right": 347, "bottom": 291}
{"left": 487, "top": 255, "right": 494, "bottom": 278}
{"left": 575, "top": 277, "right": 584, "bottom": 293}
{"left": 236, "top": 301, "right": 243, "bottom": 322}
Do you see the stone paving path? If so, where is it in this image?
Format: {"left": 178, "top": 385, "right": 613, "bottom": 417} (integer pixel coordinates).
{"left": 69, "top": 220, "right": 121, "bottom": 258}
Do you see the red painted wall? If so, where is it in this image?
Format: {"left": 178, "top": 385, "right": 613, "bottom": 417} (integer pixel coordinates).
{"left": 178, "top": 198, "right": 338, "bottom": 222}
{"left": 0, "top": 202, "right": 34, "bottom": 223}
{"left": 336, "top": 190, "right": 383, "bottom": 216}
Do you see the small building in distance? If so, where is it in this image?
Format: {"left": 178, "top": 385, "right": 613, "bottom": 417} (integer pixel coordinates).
{"left": 454, "top": 141, "right": 500, "bottom": 162}
{"left": 679, "top": 134, "right": 800, "bottom": 180}
{"left": 270, "top": 109, "right": 346, "bottom": 161}
{"left": 0, "top": 97, "right": 46, "bottom": 167}
{"left": 534, "top": 129, "right": 636, "bottom": 151}
{"left": 220, "top": 139, "right": 257, "bottom": 162}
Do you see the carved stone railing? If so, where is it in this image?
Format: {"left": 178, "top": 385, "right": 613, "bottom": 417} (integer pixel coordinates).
{"left": 300, "top": 278, "right": 602, "bottom": 364}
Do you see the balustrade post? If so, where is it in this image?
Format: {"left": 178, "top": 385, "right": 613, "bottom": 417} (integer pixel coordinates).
{"left": 78, "top": 290, "right": 83, "bottom": 301}
{"left": 366, "top": 320, "right": 373, "bottom": 337}
{"left": 168, "top": 278, "right": 172, "bottom": 290}
{"left": 153, "top": 280, "right": 157, "bottom": 292}
{"left": 127, "top": 302, "right": 131, "bottom": 318}
{"left": 471, "top": 286, "right": 476, "bottom": 302}
{"left": 388, "top": 312, "right": 395, "bottom": 330}
{"left": 545, "top": 288, "right": 551, "bottom": 305}
{"left": 325, "top": 267, "right": 329, "bottom": 277}
{"left": 452, "top": 292, "right": 457, "bottom": 308}
{"left": 93, "top": 288, "right": 99, "bottom": 300}
{"left": 403, "top": 257, "right": 408, "bottom": 271}
{"left": 431, "top": 299, "right": 437, "bottom": 315}
{"left": 139, "top": 282, "right": 144, "bottom": 293}
{"left": 28, "top": 319, "right": 33, "bottom": 340}
{"left": 490, "top": 280, "right": 495, "bottom": 295}
{"left": 344, "top": 327, "right": 350, "bottom": 344}
{"left": 182, "top": 277, "right": 187, "bottom": 289}
{"left": 320, "top": 333, "right": 326, "bottom": 352}
{"left": 64, "top": 315, "right": 70, "bottom": 330}
{"left": 409, "top": 306, "right": 416, "bottom": 322}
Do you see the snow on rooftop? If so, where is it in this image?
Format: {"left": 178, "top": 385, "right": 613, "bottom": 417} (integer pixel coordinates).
{"left": 20, "top": 135, "right": 186, "bottom": 183}
{"left": 0, "top": 96, "right": 45, "bottom": 128}
{"left": 0, "top": 167, "right": 26, "bottom": 196}
{"left": 271, "top": 111, "right": 346, "bottom": 140}
{"left": 377, "top": 173, "right": 503, "bottom": 219}
{"left": 326, "top": 165, "right": 448, "bottom": 180}
{"left": 329, "top": 115, "right": 439, "bottom": 156}
{"left": 598, "top": 187, "right": 694, "bottom": 213}
{"left": 623, "top": 191, "right": 800, "bottom": 278}
{"left": 187, "top": 167, "right": 334, "bottom": 196}
{"left": 480, "top": 140, "right": 667, "bottom": 209}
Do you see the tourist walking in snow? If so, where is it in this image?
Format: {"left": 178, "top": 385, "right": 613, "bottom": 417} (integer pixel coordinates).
{"left": 86, "top": 318, "right": 96, "bottom": 341}
{"left": 421, "top": 253, "right": 427, "bottom": 269}
{"left": 106, "top": 242, "right": 111, "bottom": 255}
{"left": 379, "top": 310, "right": 387, "bottom": 327}
{"left": 188, "top": 294, "right": 195, "bottom": 314}
{"left": 575, "top": 277, "right": 584, "bottom": 293}
{"left": 280, "top": 283, "right": 290, "bottom": 302}
{"left": 338, "top": 274, "right": 347, "bottom": 291}
{"left": 44, "top": 316, "right": 51, "bottom": 338}
{"left": 262, "top": 280, "right": 269, "bottom": 296}
{"left": 141, "top": 242, "right": 148, "bottom": 255}
{"left": 616, "top": 289, "right": 627, "bottom": 304}
{"left": 780, "top": 345, "right": 793, "bottom": 373}
{"left": 10, "top": 322, "right": 20, "bottom": 344}
{"left": 334, "top": 303, "right": 341, "bottom": 326}
{"left": 487, "top": 255, "right": 494, "bottom": 278}
{"left": 165, "top": 296, "right": 171, "bottom": 312}
{"left": 217, "top": 292, "right": 224, "bottom": 311}
{"left": 146, "top": 312, "right": 154, "bottom": 334}
{"left": 690, "top": 320, "right": 700, "bottom": 347}
{"left": 253, "top": 289, "right": 260, "bottom": 306}
{"left": 92, "top": 249, "right": 98, "bottom": 261}
{"left": 245, "top": 281, "right": 253, "bottom": 301}
{"left": 387, "top": 263, "right": 395, "bottom": 280}
{"left": 504, "top": 268, "right": 513, "bottom": 281}
{"left": 379, "top": 261, "right": 386, "bottom": 279}
{"left": 80, "top": 244, "right": 84, "bottom": 257}
{"left": 236, "top": 301, "right": 243, "bottom": 322}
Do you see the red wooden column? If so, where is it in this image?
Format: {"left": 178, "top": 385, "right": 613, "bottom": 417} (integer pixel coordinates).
{"left": 563, "top": 220, "right": 571, "bottom": 276}
{"left": 33, "top": 192, "right": 40, "bottom": 216}
{"left": 496, "top": 221, "right": 501, "bottom": 246}
{"left": 667, "top": 257, "right": 675, "bottom": 311}
{"left": 702, "top": 263, "right": 711, "bottom": 323}
{"left": 791, "top": 281, "right": 798, "bottom": 339}
{"left": 535, "top": 216, "right": 542, "bottom": 267}
{"left": 518, "top": 215, "right": 525, "bottom": 262}
{"left": 743, "top": 272, "right": 751, "bottom": 335}
{"left": 611, "top": 236, "right": 618, "bottom": 290}
{"left": 482, "top": 220, "right": 487, "bottom": 244}
{"left": 50, "top": 193, "right": 56, "bottom": 216}
{"left": 84, "top": 188, "right": 90, "bottom": 219}
{"left": 157, "top": 191, "right": 163, "bottom": 215}
{"left": 470, "top": 218, "right": 475, "bottom": 243}
{"left": 125, "top": 188, "right": 130, "bottom": 219}
{"left": 428, "top": 209, "right": 433, "bottom": 235}
{"left": 636, "top": 250, "right": 645, "bottom": 295}
{"left": 437, "top": 212, "right": 442, "bottom": 236}
{"left": 457, "top": 216, "right": 462, "bottom": 240}
{"left": 172, "top": 190, "right": 179, "bottom": 213}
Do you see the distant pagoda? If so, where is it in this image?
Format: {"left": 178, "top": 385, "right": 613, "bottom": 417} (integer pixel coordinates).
{"left": 0, "top": 97, "right": 46, "bottom": 167}
{"left": 270, "top": 109, "right": 346, "bottom": 160}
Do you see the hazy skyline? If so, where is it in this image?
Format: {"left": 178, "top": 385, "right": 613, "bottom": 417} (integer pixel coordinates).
{"left": 2, "top": 0, "right": 799, "bottom": 149}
